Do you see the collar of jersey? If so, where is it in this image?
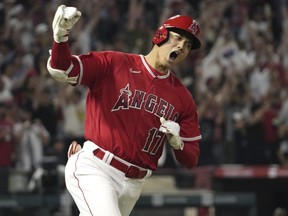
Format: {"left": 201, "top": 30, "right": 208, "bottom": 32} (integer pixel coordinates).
{"left": 140, "top": 55, "right": 170, "bottom": 79}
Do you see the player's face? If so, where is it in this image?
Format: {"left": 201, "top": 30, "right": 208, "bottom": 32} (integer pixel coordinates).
{"left": 159, "top": 31, "right": 192, "bottom": 66}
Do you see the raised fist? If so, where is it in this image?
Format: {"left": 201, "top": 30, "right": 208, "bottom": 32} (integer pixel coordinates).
{"left": 52, "top": 5, "right": 82, "bottom": 43}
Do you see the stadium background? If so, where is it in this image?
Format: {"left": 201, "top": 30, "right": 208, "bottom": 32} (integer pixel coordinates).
{"left": 0, "top": 0, "right": 288, "bottom": 215}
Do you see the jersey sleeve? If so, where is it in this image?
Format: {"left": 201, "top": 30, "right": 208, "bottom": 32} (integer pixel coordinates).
{"left": 49, "top": 41, "right": 114, "bottom": 88}
{"left": 50, "top": 42, "right": 72, "bottom": 70}
{"left": 179, "top": 96, "right": 202, "bottom": 144}
{"left": 173, "top": 93, "right": 202, "bottom": 168}
{"left": 73, "top": 51, "right": 117, "bottom": 88}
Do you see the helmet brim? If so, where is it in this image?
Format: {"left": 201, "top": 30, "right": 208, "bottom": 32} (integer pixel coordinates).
{"left": 168, "top": 28, "right": 201, "bottom": 50}
{"left": 191, "top": 35, "right": 201, "bottom": 50}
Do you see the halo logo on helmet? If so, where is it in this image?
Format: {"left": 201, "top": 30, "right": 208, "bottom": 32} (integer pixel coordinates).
{"left": 152, "top": 15, "right": 201, "bottom": 50}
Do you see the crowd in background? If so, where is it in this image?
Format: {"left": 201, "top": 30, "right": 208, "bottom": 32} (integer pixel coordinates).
{"left": 1, "top": 0, "right": 288, "bottom": 177}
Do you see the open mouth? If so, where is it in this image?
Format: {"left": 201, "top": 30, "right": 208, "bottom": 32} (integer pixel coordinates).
{"left": 169, "top": 51, "right": 179, "bottom": 61}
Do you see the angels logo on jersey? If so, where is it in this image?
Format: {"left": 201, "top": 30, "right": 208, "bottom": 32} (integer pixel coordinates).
{"left": 111, "top": 84, "right": 178, "bottom": 120}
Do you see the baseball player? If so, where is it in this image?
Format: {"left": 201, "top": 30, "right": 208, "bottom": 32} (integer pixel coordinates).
{"left": 47, "top": 5, "right": 202, "bottom": 216}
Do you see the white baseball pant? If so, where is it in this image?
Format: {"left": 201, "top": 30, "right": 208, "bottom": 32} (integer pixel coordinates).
{"left": 65, "top": 141, "right": 151, "bottom": 216}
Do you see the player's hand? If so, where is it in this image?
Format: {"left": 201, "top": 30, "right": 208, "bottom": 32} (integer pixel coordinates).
{"left": 159, "top": 117, "right": 183, "bottom": 150}
{"left": 67, "top": 141, "right": 82, "bottom": 158}
{"left": 52, "top": 5, "right": 82, "bottom": 43}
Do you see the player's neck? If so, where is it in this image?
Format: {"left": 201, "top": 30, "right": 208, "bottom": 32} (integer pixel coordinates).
{"left": 145, "top": 48, "right": 169, "bottom": 74}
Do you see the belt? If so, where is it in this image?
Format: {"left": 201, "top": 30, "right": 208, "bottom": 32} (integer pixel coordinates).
{"left": 93, "top": 148, "right": 148, "bottom": 179}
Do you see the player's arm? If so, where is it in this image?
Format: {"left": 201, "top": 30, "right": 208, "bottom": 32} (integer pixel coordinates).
{"left": 159, "top": 117, "right": 201, "bottom": 168}
{"left": 173, "top": 141, "right": 200, "bottom": 169}
{"left": 46, "top": 5, "right": 82, "bottom": 84}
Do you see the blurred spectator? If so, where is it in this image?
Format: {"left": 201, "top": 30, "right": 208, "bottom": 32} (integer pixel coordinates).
{"left": 14, "top": 107, "right": 50, "bottom": 172}
{"left": 0, "top": 103, "right": 16, "bottom": 167}
{"left": 197, "top": 76, "right": 224, "bottom": 165}
{"left": 273, "top": 207, "right": 288, "bottom": 216}
{"left": 223, "top": 72, "right": 251, "bottom": 164}
{"left": 58, "top": 86, "right": 86, "bottom": 157}
{"left": 0, "top": 102, "right": 15, "bottom": 195}
{"left": 275, "top": 121, "right": 288, "bottom": 167}
{"left": 32, "top": 86, "right": 60, "bottom": 138}
{"left": 262, "top": 88, "right": 282, "bottom": 164}
{"left": 232, "top": 110, "right": 250, "bottom": 164}
{"left": 0, "top": 75, "right": 13, "bottom": 103}
{"left": 93, "top": 0, "right": 121, "bottom": 48}
{"left": 44, "top": 137, "right": 67, "bottom": 166}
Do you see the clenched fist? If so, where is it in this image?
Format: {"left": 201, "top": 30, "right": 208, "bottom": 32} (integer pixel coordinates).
{"left": 52, "top": 5, "right": 82, "bottom": 43}
{"left": 159, "top": 117, "right": 183, "bottom": 150}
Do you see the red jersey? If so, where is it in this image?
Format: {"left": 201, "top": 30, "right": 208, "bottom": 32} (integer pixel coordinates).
{"left": 51, "top": 43, "right": 201, "bottom": 170}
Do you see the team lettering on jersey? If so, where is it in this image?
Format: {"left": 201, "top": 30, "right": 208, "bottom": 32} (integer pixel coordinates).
{"left": 111, "top": 84, "right": 179, "bottom": 121}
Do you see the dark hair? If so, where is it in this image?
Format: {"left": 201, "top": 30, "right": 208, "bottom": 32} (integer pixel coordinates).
{"left": 169, "top": 28, "right": 195, "bottom": 45}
